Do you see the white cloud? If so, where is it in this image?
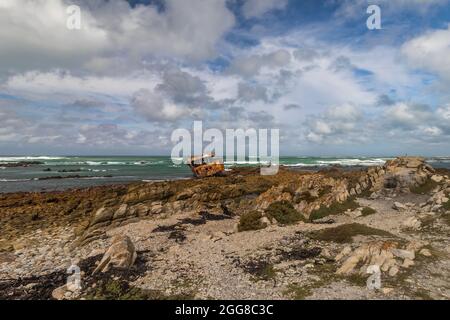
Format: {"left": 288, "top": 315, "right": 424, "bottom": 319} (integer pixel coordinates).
{"left": 228, "top": 49, "right": 291, "bottom": 77}
{"left": 237, "top": 82, "right": 268, "bottom": 102}
{"left": 131, "top": 89, "right": 194, "bottom": 123}
{"left": 4, "top": 70, "right": 157, "bottom": 100}
{"left": 402, "top": 24, "right": 450, "bottom": 82}
{"left": 384, "top": 102, "right": 434, "bottom": 128}
{"left": 0, "top": 0, "right": 235, "bottom": 75}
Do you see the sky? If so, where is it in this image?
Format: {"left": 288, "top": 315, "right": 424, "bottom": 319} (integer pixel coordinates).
{"left": 0, "top": 0, "right": 450, "bottom": 156}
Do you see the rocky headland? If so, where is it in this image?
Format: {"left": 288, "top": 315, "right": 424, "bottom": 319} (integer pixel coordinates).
{"left": 0, "top": 157, "right": 449, "bottom": 300}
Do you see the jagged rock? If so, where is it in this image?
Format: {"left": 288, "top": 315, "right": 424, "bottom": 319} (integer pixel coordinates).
{"left": 93, "top": 235, "right": 137, "bottom": 274}
{"left": 368, "top": 157, "right": 434, "bottom": 194}
{"left": 335, "top": 240, "right": 422, "bottom": 278}
{"left": 336, "top": 241, "right": 398, "bottom": 275}
{"left": 402, "top": 259, "right": 415, "bottom": 268}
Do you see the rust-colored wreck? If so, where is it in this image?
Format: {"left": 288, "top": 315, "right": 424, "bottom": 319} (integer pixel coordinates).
{"left": 187, "top": 153, "right": 225, "bottom": 178}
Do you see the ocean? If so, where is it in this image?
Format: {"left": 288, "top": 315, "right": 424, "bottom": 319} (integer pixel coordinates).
{"left": 1, "top": 156, "right": 449, "bottom": 193}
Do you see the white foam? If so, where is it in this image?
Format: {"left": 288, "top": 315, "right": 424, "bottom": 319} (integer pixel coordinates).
{"left": 0, "top": 156, "right": 66, "bottom": 162}
{"left": 0, "top": 178, "right": 32, "bottom": 182}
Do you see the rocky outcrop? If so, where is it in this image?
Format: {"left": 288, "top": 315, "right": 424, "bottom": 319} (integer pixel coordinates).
{"left": 335, "top": 240, "right": 423, "bottom": 277}
{"left": 367, "top": 157, "right": 435, "bottom": 194}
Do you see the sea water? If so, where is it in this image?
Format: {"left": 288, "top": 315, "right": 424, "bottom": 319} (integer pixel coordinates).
{"left": 1, "top": 156, "right": 449, "bottom": 193}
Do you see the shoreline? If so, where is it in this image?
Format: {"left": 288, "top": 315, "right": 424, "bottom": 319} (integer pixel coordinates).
{"left": 0, "top": 164, "right": 411, "bottom": 195}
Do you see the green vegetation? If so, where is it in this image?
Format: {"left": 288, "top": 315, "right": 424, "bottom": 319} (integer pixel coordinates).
{"left": 83, "top": 279, "right": 194, "bottom": 300}
{"left": 346, "top": 273, "right": 368, "bottom": 287}
{"left": 245, "top": 260, "right": 277, "bottom": 282}
{"left": 265, "top": 201, "right": 306, "bottom": 225}
{"left": 410, "top": 178, "right": 439, "bottom": 194}
{"left": 284, "top": 262, "right": 337, "bottom": 300}
{"left": 309, "top": 197, "right": 359, "bottom": 221}
{"left": 361, "top": 207, "right": 377, "bottom": 216}
{"left": 308, "top": 223, "right": 394, "bottom": 243}
{"left": 237, "top": 211, "right": 267, "bottom": 232}
{"left": 443, "top": 199, "right": 450, "bottom": 211}
{"left": 253, "top": 263, "right": 277, "bottom": 281}
{"left": 285, "top": 284, "right": 312, "bottom": 300}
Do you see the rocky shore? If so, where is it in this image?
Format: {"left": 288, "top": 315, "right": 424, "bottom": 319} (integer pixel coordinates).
{"left": 0, "top": 157, "right": 449, "bottom": 300}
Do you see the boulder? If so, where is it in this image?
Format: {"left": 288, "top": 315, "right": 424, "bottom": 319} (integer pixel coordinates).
{"left": 52, "top": 284, "right": 69, "bottom": 300}
{"left": 90, "top": 207, "right": 114, "bottom": 226}
{"left": 51, "top": 284, "right": 80, "bottom": 300}
{"left": 113, "top": 204, "right": 128, "bottom": 220}
{"left": 431, "top": 175, "right": 443, "bottom": 183}
{"left": 93, "top": 235, "right": 137, "bottom": 274}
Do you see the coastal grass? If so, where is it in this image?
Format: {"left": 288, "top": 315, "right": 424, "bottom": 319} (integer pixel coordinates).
{"left": 83, "top": 279, "right": 194, "bottom": 300}
{"left": 308, "top": 223, "right": 394, "bottom": 243}
{"left": 309, "top": 197, "right": 359, "bottom": 222}
{"left": 254, "top": 263, "right": 277, "bottom": 282}
{"left": 285, "top": 284, "right": 312, "bottom": 300}
{"left": 285, "top": 262, "right": 337, "bottom": 300}
{"left": 443, "top": 199, "right": 450, "bottom": 211}
{"left": 345, "top": 273, "right": 369, "bottom": 287}
{"left": 265, "top": 201, "right": 306, "bottom": 225}
{"left": 410, "top": 178, "right": 439, "bottom": 195}
{"left": 361, "top": 206, "right": 377, "bottom": 216}
{"left": 244, "top": 260, "right": 277, "bottom": 282}
{"left": 237, "top": 211, "right": 267, "bottom": 232}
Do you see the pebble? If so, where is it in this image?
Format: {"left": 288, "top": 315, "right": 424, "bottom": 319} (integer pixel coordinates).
{"left": 419, "top": 249, "right": 432, "bottom": 257}
{"left": 388, "top": 266, "right": 399, "bottom": 277}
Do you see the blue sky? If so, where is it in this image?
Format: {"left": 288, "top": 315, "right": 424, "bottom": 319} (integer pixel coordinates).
{"left": 0, "top": 0, "right": 449, "bottom": 156}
